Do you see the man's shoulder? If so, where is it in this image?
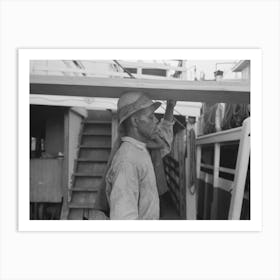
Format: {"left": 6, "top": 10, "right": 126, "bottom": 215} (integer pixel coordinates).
{"left": 109, "top": 142, "right": 147, "bottom": 171}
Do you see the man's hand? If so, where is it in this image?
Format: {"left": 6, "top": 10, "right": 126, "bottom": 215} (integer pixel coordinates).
{"left": 167, "top": 100, "right": 176, "bottom": 108}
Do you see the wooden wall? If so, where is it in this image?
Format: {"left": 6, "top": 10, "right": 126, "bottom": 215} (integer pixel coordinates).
{"left": 45, "top": 111, "right": 64, "bottom": 156}
{"left": 30, "top": 158, "right": 63, "bottom": 202}
{"left": 67, "top": 109, "right": 86, "bottom": 191}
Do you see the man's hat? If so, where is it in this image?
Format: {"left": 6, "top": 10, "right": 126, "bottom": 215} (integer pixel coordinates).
{"left": 117, "top": 92, "right": 161, "bottom": 125}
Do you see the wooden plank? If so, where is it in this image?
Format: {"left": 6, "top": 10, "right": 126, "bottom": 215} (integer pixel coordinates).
{"left": 70, "top": 187, "right": 99, "bottom": 192}
{"left": 60, "top": 112, "right": 70, "bottom": 219}
{"left": 73, "top": 173, "right": 103, "bottom": 177}
{"left": 30, "top": 75, "right": 250, "bottom": 103}
{"left": 30, "top": 159, "right": 63, "bottom": 202}
{"left": 200, "top": 171, "right": 233, "bottom": 192}
{"left": 68, "top": 209, "right": 84, "bottom": 220}
{"left": 196, "top": 126, "right": 242, "bottom": 145}
{"left": 210, "top": 143, "right": 221, "bottom": 219}
{"left": 68, "top": 202, "right": 96, "bottom": 208}
{"left": 228, "top": 118, "right": 250, "bottom": 219}
{"left": 79, "top": 145, "right": 111, "bottom": 149}
{"left": 177, "top": 129, "right": 186, "bottom": 219}
{"left": 77, "top": 158, "right": 108, "bottom": 163}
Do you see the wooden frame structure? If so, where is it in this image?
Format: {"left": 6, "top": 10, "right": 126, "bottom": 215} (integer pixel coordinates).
{"left": 196, "top": 118, "right": 250, "bottom": 219}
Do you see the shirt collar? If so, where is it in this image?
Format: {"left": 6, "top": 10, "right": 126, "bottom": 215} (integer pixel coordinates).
{"left": 121, "top": 136, "right": 147, "bottom": 151}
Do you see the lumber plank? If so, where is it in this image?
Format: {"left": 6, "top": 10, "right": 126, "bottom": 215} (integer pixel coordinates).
{"left": 30, "top": 75, "right": 250, "bottom": 103}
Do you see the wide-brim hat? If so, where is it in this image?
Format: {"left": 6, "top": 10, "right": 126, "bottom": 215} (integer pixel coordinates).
{"left": 117, "top": 92, "right": 161, "bottom": 125}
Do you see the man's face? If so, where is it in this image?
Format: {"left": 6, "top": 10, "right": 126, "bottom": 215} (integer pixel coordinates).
{"left": 134, "top": 106, "right": 159, "bottom": 142}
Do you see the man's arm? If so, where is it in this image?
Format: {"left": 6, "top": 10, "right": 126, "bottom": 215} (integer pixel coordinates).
{"left": 109, "top": 162, "right": 139, "bottom": 220}
{"left": 147, "top": 100, "right": 176, "bottom": 150}
{"left": 164, "top": 100, "right": 176, "bottom": 122}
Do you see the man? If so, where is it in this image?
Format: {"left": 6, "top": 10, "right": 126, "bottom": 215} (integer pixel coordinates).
{"left": 105, "top": 91, "right": 175, "bottom": 219}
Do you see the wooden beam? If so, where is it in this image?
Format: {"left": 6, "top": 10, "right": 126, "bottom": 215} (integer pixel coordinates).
{"left": 196, "top": 127, "right": 242, "bottom": 145}
{"left": 30, "top": 75, "right": 250, "bottom": 104}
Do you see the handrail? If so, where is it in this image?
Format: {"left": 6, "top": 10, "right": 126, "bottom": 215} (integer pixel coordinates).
{"left": 196, "top": 126, "right": 242, "bottom": 145}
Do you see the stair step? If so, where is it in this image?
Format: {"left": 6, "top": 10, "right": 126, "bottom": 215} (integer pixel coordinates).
{"left": 74, "top": 177, "right": 103, "bottom": 188}
{"left": 83, "top": 120, "right": 111, "bottom": 125}
{"left": 76, "top": 161, "right": 107, "bottom": 174}
{"left": 79, "top": 145, "right": 111, "bottom": 149}
{"left": 82, "top": 132, "right": 111, "bottom": 136}
{"left": 86, "top": 110, "right": 113, "bottom": 121}
{"left": 73, "top": 173, "right": 103, "bottom": 177}
{"left": 68, "top": 203, "right": 95, "bottom": 209}
{"left": 83, "top": 124, "right": 111, "bottom": 135}
{"left": 70, "top": 187, "right": 99, "bottom": 192}
{"left": 77, "top": 158, "right": 108, "bottom": 163}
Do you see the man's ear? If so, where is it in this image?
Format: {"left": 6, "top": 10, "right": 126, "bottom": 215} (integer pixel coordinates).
{"left": 130, "top": 115, "right": 138, "bottom": 128}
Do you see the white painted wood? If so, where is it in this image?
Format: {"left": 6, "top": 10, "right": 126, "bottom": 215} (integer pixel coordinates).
{"left": 196, "top": 146, "right": 202, "bottom": 180}
{"left": 213, "top": 143, "right": 220, "bottom": 188}
{"left": 186, "top": 128, "right": 197, "bottom": 220}
{"left": 228, "top": 118, "right": 250, "bottom": 219}
{"left": 199, "top": 171, "right": 233, "bottom": 192}
{"left": 200, "top": 163, "right": 236, "bottom": 175}
{"left": 196, "top": 127, "right": 242, "bottom": 145}
{"left": 30, "top": 74, "right": 250, "bottom": 103}
{"left": 219, "top": 167, "right": 236, "bottom": 175}
{"left": 113, "top": 60, "right": 188, "bottom": 72}
{"left": 111, "top": 111, "right": 118, "bottom": 149}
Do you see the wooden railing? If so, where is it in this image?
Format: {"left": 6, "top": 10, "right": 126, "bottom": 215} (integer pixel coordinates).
{"left": 196, "top": 117, "right": 250, "bottom": 219}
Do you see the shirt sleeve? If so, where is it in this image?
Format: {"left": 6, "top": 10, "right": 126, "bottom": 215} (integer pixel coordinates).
{"left": 157, "top": 118, "right": 174, "bottom": 158}
{"left": 108, "top": 161, "right": 139, "bottom": 220}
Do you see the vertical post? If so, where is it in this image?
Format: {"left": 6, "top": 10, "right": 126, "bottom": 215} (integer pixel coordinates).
{"left": 178, "top": 129, "right": 186, "bottom": 219}
{"left": 228, "top": 118, "right": 250, "bottom": 219}
{"left": 60, "top": 111, "right": 70, "bottom": 220}
{"left": 196, "top": 146, "right": 202, "bottom": 183}
{"left": 111, "top": 110, "right": 118, "bottom": 149}
{"left": 196, "top": 145, "right": 202, "bottom": 220}
{"left": 186, "top": 127, "right": 197, "bottom": 220}
{"left": 211, "top": 143, "right": 221, "bottom": 219}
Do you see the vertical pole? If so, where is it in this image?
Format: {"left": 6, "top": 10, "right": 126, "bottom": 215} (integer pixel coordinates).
{"left": 228, "top": 118, "right": 250, "bottom": 219}
{"left": 196, "top": 145, "right": 202, "bottom": 220}
{"left": 211, "top": 143, "right": 221, "bottom": 219}
{"left": 186, "top": 127, "right": 197, "bottom": 220}
{"left": 60, "top": 112, "right": 70, "bottom": 220}
{"left": 111, "top": 110, "right": 118, "bottom": 149}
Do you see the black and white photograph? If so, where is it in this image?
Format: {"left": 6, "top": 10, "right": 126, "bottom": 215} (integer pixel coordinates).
{"left": 21, "top": 51, "right": 259, "bottom": 229}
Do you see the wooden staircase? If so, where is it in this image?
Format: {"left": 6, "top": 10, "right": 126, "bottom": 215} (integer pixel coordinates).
{"left": 63, "top": 110, "right": 112, "bottom": 220}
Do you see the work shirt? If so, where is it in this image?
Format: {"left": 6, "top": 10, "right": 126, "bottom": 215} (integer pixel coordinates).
{"left": 149, "top": 119, "right": 174, "bottom": 195}
{"left": 156, "top": 119, "right": 174, "bottom": 158}
{"left": 105, "top": 137, "right": 159, "bottom": 220}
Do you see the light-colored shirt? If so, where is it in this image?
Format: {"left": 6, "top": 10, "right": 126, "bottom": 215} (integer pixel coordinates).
{"left": 105, "top": 137, "right": 159, "bottom": 220}
{"left": 157, "top": 119, "right": 174, "bottom": 157}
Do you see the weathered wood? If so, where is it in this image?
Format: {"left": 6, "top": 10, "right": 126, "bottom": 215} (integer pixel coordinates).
{"left": 228, "top": 118, "right": 250, "bottom": 219}
{"left": 81, "top": 134, "right": 111, "bottom": 146}
{"left": 30, "top": 159, "right": 63, "bottom": 202}
{"left": 60, "top": 112, "right": 70, "bottom": 219}
{"left": 30, "top": 75, "right": 250, "bottom": 103}
{"left": 196, "top": 127, "right": 242, "bottom": 145}
{"left": 70, "top": 187, "right": 99, "bottom": 192}
{"left": 177, "top": 129, "right": 186, "bottom": 219}
{"left": 76, "top": 161, "right": 107, "bottom": 174}
{"left": 68, "top": 202, "right": 96, "bottom": 209}
{"left": 79, "top": 148, "right": 111, "bottom": 161}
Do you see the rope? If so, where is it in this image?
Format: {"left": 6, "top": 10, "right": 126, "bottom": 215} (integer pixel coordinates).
{"left": 188, "top": 128, "right": 197, "bottom": 195}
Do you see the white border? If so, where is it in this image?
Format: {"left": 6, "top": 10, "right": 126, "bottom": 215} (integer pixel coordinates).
{"left": 19, "top": 48, "right": 262, "bottom": 231}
